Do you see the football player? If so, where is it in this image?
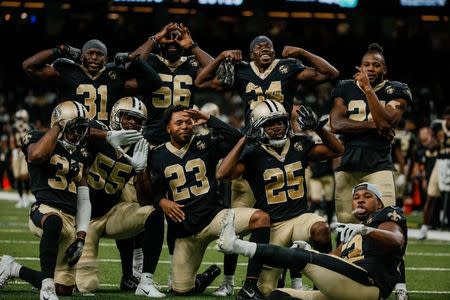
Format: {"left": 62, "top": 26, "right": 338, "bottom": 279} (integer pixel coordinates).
{"left": 216, "top": 100, "right": 344, "bottom": 296}
{"left": 217, "top": 182, "right": 407, "bottom": 300}
{"left": 149, "top": 106, "right": 271, "bottom": 298}
{"left": 72, "top": 96, "right": 165, "bottom": 298}
{"left": 329, "top": 43, "right": 411, "bottom": 299}
{"left": 10, "top": 108, "right": 33, "bottom": 208}
{"left": 418, "top": 107, "right": 450, "bottom": 239}
{"left": 22, "top": 39, "right": 162, "bottom": 125}
{"left": 0, "top": 101, "right": 92, "bottom": 300}
{"left": 194, "top": 35, "right": 339, "bottom": 127}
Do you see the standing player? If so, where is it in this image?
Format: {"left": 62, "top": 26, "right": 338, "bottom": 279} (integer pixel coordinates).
{"left": 22, "top": 39, "right": 162, "bottom": 125}
{"left": 195, "top": 35, "right": 339, "bottom": 125}
{"left": 216, "top": 100, "right": 344, "bottom": 296}
{"left": 150, "top": 106, "right": 271, "bottom": 298}
{"left": 0, "top": 101, "right": 91, "bottom": 300}
{"left": 10, "top": 109, "right": 33, "bottom": 208}
{"left": 329, "top": 43, "right": 412, "bottom": 299}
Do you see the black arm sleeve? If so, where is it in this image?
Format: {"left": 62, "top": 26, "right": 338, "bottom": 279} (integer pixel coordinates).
{"left": 133, "top": 59, "right": 163, "bottom": 92}
{"left": 207, "top": 116, "right": 243, "bottom": 145}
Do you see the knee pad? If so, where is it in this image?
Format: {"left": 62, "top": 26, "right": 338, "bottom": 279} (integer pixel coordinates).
{"left": 42, "top": 214, "right": 63, "bottom": 234}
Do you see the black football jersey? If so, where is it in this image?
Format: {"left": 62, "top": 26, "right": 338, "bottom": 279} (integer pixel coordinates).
{"left": 143, "top": 54, "right": 201, "bottom": 144}
{"left": 233, "top": 58, "right": 305, "bottom": 125}
{"left": 240, "top": 135, "right": 315, "bottom": 222}
{"left": 86, "top": 120, "right": 138, "bottom": 218}
{"left": 431, "top": 120, "right": 450, "bottom": 159}
{"left": 332, "top": 80, "right": 412, "bottom": 172}
{"left": 151, "top": 124, "right": 239, "bottom": 238}
{"left": 22, "top": 131, "right": 89, "bottom": 215}
{"left": 340, "top": 206, "right": 407, "bottom": 299}
{"left": 53, "top": 58, "right": 127, "bottom": 124}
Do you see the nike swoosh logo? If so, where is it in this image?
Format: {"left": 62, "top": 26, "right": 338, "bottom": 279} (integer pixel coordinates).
{"left": 43, "top": 296, "right": 50, "bottom": 300}
{"left": 142, "top": 289, "right": 151, "bottom": 295}
{"left": 244, "top": 290, "right": 255, "bottom": 297}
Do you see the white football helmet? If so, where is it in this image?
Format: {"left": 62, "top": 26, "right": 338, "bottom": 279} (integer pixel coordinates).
{"left": 110, "top": 97, "right": 147, "bottom": 132}
{"left": 51, "top": 101, "right": 89, "bottom": 152}
{"left": 201, "top": 102, "right": 221, "bottom": 118}
{"left": 14, "top": 109, "right": 29, "bottom": 123}
{"left": 250, "top": 100, "right": 290, "bottom": 147}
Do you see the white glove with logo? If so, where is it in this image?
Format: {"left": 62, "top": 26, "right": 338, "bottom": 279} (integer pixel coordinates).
{"left": 335, "top": 223, "right": 375, "bottom": 243}
{"left": 123, "top": 139, "right": 148, "bottom": 173}
{"left": 106, "top": 130, "right": 142, "bottom": 149}
{"left": 291, "top": 240, "right": 312, "bottom": 251}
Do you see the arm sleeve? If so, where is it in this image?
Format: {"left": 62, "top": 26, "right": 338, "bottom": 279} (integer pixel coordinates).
{"left": 133, "top": 59, "right": 163, "bottom": 92}
{"left": 76, "top": 186, "right": 91, "bottom": 233}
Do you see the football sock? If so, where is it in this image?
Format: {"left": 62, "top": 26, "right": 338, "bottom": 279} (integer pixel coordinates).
{"left": 19, "top": 266, "right": 41, "bottom": 289}
{"left": 223, "top": 253, "right": 238, "bottom": 276}
{"left": 116, "top": 238, "right": 134, "bottom": 278}
{"left": 40, "top": 215, "right": 62, "bottom": 279}
{"left": 143, "top": 211, "right": 164, "bottom": 273}
{"left": 245, "top": 227, "right": 270, "bottom": 278}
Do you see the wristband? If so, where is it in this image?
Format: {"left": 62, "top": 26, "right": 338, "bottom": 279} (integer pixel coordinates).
{"left": 149, "top": 36, "right": 159, "bottom": 47}
{"left": 187, "top": 42, "right": 198, "bottom": 51}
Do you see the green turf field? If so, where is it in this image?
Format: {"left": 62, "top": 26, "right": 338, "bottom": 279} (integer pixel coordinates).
{"left": 1, "top": 199, "right": 449, "bottom": 299}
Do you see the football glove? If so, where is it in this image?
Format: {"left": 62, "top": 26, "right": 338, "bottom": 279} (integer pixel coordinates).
{"left": 55, "top": 44, "right": 82, "bottom": 62}
{"left": 106, "top": 130, "right": 143, "bottom": 150}
{"left": 123, "top": 139, "right": 148, "bottom": 173}
{"left": 290, "top": 240, "right": 312, "bottom": 251}
{"left": 216, "top": 59, "right": 235, "bottom": 87}
{"left": 335, "top": 223, "right": 375, "bottom": 243}
{"left": 245, "top": 124, "right": 262, "bottom": 144}
{"left": 297, "top": 106, "right": 327, "bottom": 131}
{"left": 64, "top": 237, "right": 85, "bottom": 267}
{"left": 114, "top": 52, "right": 130, "bottom": 66}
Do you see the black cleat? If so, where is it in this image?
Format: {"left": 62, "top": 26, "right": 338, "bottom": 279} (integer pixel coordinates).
{"left": 194, "top": 264, "right": 221, "bottom": 293}
{"left": 237, "top": 279, "right": 265, "bottom": 300}
{"left": 120, "top": 275, "right": 140, "bottom": 291}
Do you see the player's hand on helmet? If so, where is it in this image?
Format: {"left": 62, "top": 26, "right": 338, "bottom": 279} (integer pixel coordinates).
{"left": 297, "top": 106, "right": 327, "bottom": 131}
{"left": 55, "top": 44, "right": 82, "bottom": 62}
{"left": 184, "top": 109, "right": 210, "bottom": 126}
{"left": 64, "top": 236, "right": 85, "bottom": 267}
{"left": 106, "top": 130, "right": 143, "bottom": 149}
{"left": 160, "top": 198, "right": 185, "bottom": 223}
{"left": 123, "top": 139, "right": 148, "bottom": 173}
{"left": 335, "top": 223, "right": 375, "bottom": 243}
{"left": 245, "top": 122, "right": 262, "bottom": 144}
{"left": 282, "top": 46, "right": 304, "bottom": 58}
{"left": 220, "top": 50, "right": 242, "bottom": 62}
{"left": 291, "top": 240, "right": 312, "bottom": 251}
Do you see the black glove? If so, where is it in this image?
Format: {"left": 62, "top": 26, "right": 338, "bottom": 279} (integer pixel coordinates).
{"left": 297, "top": 106, "right": 327, "bottom": 131}
{"left": 55, "top": 45, "right": 82, "bottom": 62}
{"left": 114, "top": 52, "right": 131, "bottom": 66}
{"left": 216, "top": 59, "right": 235, "bottom": 87}
{"left": 64, "top": 237, "right": 85, "bottom": 267}
{"left": 245, "top": 122, "right": 263, "bottom": 144}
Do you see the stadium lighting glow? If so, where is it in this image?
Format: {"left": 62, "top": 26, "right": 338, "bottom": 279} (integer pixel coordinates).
{"left": 30, "top": 15, "right": 37, "bottom": 24}
{"left": 287, "top": 0, "right": 358, "bottom": 8}
{"left": 20, "top": 12, "right": 27, "bottom": 19}
{"left": 400, "top": 0, "right": 447, "bottom": 6}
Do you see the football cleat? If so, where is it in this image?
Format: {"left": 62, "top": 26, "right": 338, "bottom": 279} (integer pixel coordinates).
{"left": 212, "top": 283, "right": 234, "bottom": 296}
{"left": 217, "top": 209, "right": 237, "bottom": 254}
{"left": 120, "top": 275, "right": 140, "bottom": 291}
{"left": 135, "top": 279, "right": 165, "bottom": 298}
{"left": 0, "top": 255, "right": 15, "bottom": 288}
{"left": 40, "top": 281, "right": 59, "bottom": 300}
{"left": 237, "top": 279, "right": 265, "bottom": 300}
{"left": 394, "top": 288, "right": 409, "bottom": 300}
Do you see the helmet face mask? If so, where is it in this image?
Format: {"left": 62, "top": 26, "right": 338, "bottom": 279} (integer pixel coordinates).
{"left": 110, "top": 97, "right": 148, "bottom": 133}
{"left": 250, "top": 100, "right": 290, "bottom": 147}
{"left": 51, "top": 101, "right": 89, "bottom": 153}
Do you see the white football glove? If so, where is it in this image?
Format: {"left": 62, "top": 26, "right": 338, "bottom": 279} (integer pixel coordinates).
{"left": 123, "top": 139, "right": 148, "bottom": 173}
{"left": 106, "top": 130, "right": 142, "bottom": 149}
{"left": 291, "top": 240, "right": 312, "bottom": 251}
{"left": 335, "top": 223, "right": 375, "bottom": 243}
{"left": 396, "top": 173, "right": 406, "bottom": 188}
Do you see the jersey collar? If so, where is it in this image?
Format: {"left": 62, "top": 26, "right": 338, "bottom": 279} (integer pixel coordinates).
{"left": 156, "top": 54, "right": 187, "bottom": 72}
{"left": 356, "top": 80, "right": 387, "bottom": 93}
{"left": 261, "top": 138, "right": 291, "bottom": 162}
{"left": 250, "top": 59, "right": 280, "bottom": 80}
{"left": 79, "top": 64, "right": 106, "bottom": 81}
{"left": 165, "top": 137, "right": 194, "bottom": 159}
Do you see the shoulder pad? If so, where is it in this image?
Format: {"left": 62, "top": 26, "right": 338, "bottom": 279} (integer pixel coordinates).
{"left": 369, "top": 206, "right": 406, "bottom": 226}
{"left": 89, "top": 119, "right": 108, "bottom": 131}
{"left": 22, "top": 130, "right": 44, "bottom": 147}
{"left": 386, "top": 81, "right": 412, "bottom": 103}
{"left": 51, "top": 58, "right": 76, "bottom": 67}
